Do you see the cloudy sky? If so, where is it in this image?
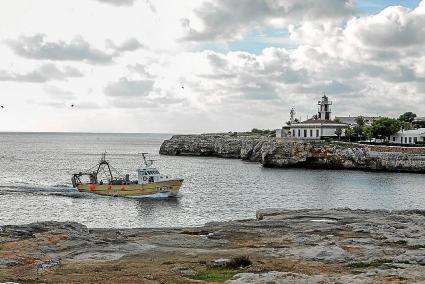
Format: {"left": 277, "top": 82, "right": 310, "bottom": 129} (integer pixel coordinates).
{"left": 0, "top": 0, "right": 424, "bottom": 133}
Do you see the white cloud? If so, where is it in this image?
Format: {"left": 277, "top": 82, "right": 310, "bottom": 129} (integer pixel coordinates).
{"left": 94, "top": 0, "right": 136, "bottom": 6}
{"left": 0, "top": 63, "right": 83, "bottom": 83}
{"left": 345, "top": 5, "right": 425, "bottom": 49}
{"left": 104, "top": 78, "right": 154, "bottom": 97}
{"left": 1, "top": 0, "right": 425, "bottom": 133}
{"left": 44, "top": 85, "right": 75, "bottom": 99}
{"left": 7, "top": 34, "right": 114, "bottom": 64}
{"left": 182, "top": 0, "right": 356, "bottom": 41}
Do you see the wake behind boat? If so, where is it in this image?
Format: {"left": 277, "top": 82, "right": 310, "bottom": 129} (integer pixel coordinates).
{"left": 71, "top": 153, "right": 183, "bottom": 198}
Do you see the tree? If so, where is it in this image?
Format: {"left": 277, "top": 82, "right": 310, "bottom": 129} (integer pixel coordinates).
{"left": 371, "top": 117, "right": 401, "bottom": 139}
{"left": 345, "top": 127, "right": 354, "bottom": 142}
{"left": 363, "top": 126, "right": 373, "bottom": 142}
{"left": 399, "top": 112, "right": 416, "bottom": 123}
{"left": 355, "top": 116, "right": 366, "bottom": 127}
{"left": 335, "top": 127, "right": 342, "bottom": 140}
{"left": 401, "top": 121, "right": 413, "bottom": 130}
{"left": 353, "top": 116, "right": 366, "bottom": 138}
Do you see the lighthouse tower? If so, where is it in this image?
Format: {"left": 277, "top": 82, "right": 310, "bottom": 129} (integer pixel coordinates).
{"left": 289, "top": 107, "right": 296, "bottom": 124}
{"left": 318, "top": 94, "right": 332, "bottom": 121}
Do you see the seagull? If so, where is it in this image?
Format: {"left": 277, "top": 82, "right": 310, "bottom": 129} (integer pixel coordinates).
{"left": 70, "top": 104, "right": 75, "bottom": 108}
{"left": 0, "top": 106, "right": 4, "bottom": 109}
{"left": 181, "top": 86, "right": 184, "bottom": 89}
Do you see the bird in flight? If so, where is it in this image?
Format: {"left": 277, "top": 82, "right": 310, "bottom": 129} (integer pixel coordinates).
{"left": 0, "top": 105, "right": 4, "bottom": 109}
{"left": 181, "top": 86, "right": 184, "bottom": 89}
{"left": 71, "top": 104, "right": 75, "bottom": 108}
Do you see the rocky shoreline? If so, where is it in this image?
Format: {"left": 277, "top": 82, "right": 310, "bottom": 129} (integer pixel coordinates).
{"left": 2, "top": 209, "right": 425, "bottom": 283}
{"left": 160, "top": 134, "right": 425, "bottom": 172}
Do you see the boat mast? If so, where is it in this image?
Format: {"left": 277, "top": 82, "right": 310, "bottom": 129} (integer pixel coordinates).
{"left": 140, "top": 152, "right": 149, "bottom": 167}
{"left": 96, "top": 152, "right": 114, "bottom": 181}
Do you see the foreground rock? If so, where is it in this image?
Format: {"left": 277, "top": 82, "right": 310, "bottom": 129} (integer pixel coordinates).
{"left": 160, "top": 134, "right": 425, "bottom": 172}
{"left": 2, "top": 209, "right": 425, "bottom": 283}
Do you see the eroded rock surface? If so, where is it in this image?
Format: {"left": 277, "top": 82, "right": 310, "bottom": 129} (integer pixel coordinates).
{"left": 160, "top": 134, "right": 425, "bottom": 172}
{"left": 2, "top": 209, "right": 425, "bottom": 283}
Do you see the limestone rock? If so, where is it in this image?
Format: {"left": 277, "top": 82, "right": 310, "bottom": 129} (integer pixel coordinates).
{"left": 160, "top": 135, "right": 425, "bottom": 172}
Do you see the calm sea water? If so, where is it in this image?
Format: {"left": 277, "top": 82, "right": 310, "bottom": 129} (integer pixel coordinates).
{"left": 0, "top": 132, "right": 424, "bottom": 228}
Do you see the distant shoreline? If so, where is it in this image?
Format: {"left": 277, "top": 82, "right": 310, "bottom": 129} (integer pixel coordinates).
{"left": 160, "top": 133, "right": 425, "bottom": 173}
{"left": 0, "top": 131, "right": 174, "bottom": 135}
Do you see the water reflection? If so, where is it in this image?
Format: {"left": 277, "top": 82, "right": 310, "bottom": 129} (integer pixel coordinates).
{"left": 136, "top": 197, "right": 180, "bottom": 214}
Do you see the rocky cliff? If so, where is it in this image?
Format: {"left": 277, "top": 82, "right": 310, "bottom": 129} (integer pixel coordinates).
{"left": 160, "top": 134, "right": 425, "bottom": 172}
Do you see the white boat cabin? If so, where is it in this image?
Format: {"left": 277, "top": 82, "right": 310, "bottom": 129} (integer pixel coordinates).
{"left": 136, "top": 154, "right": 173, "bottom": 184}
{"left": 137, "top": 166, "right": 170, "bottom": 184}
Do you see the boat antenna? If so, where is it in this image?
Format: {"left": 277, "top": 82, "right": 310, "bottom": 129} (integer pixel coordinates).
{"left": 100, "top": 151, "right": 107, "bottom": 163}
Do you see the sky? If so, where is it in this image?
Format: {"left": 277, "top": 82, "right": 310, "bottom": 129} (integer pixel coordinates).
{"left": 0, "top": 0, "right": 425, "bottom": 133}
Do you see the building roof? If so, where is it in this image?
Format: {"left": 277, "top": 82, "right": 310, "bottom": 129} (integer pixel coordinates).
{"left": 335, "top": 116, "right": 379, "bottom": 124}
{"left": 297, "top": 118, "right": 347, "bottom": 125}
{"left": 413, "top": 117, "right": 425, "bottom": 122}
{"left": 290, "top": 119, "right": 347, "bottom": 128}
{"left": 394, "top": 128, "right": 425, "bottom": 136}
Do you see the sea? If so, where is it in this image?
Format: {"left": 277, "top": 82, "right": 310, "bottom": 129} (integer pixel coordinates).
{"left": 0, "top": 132, "right": 424, "bottom": 228}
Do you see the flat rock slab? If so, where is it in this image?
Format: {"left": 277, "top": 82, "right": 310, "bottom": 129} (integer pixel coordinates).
{"left": 2, "top": 209, "right": 425, "bottom": 283}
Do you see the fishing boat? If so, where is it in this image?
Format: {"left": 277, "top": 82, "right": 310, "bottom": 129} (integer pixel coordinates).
{"left": 71, "top": 153, "right": 183, "bottom": 198}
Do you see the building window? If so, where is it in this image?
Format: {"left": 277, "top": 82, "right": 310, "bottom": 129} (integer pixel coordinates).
{"left": 414, "top": 137, "right": 418, "bottom": 143}
{"left": 292, "top": 130, "right": 295, "bottom": 137}
{"left": 298, "top": 129, "right": 300, "bottom": 137}
{"left": 392, "top": 137, "right": 396, "bottom": 142}
{"left": 405, "top": 137, "right": 408, "bottom": 143}
{"left": 409, "top": 137, "right": 412, "bottom": 143}
{"left": 316, "top": 129, "right": 320, "bottom": 137}
{"left": 310, "top": 130, "right": 313, "bottom": 137}
{"left": 401, "top": 137, "right": 403, "bottom": 144}
{"left": 304, "top": 130, "right": 307, "bottom": 137}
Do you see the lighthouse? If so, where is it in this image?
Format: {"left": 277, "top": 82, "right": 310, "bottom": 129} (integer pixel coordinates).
{"left": 318, "top": 94, "right": 332, "bottom": 121}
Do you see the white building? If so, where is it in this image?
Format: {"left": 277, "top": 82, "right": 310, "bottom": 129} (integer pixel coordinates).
{"left": 277, "top": 95, "right": 348, "bottom": 140}
{"left": 289, "top": 119, "right": 347, "bottom": 139}
{"left": 389, "top": 129, "right": 425, "bottom": 144}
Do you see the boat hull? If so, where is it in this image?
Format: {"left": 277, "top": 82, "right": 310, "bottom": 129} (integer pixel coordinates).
{"left": 76, "top": 179, "right": 183, "bottom": 197}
